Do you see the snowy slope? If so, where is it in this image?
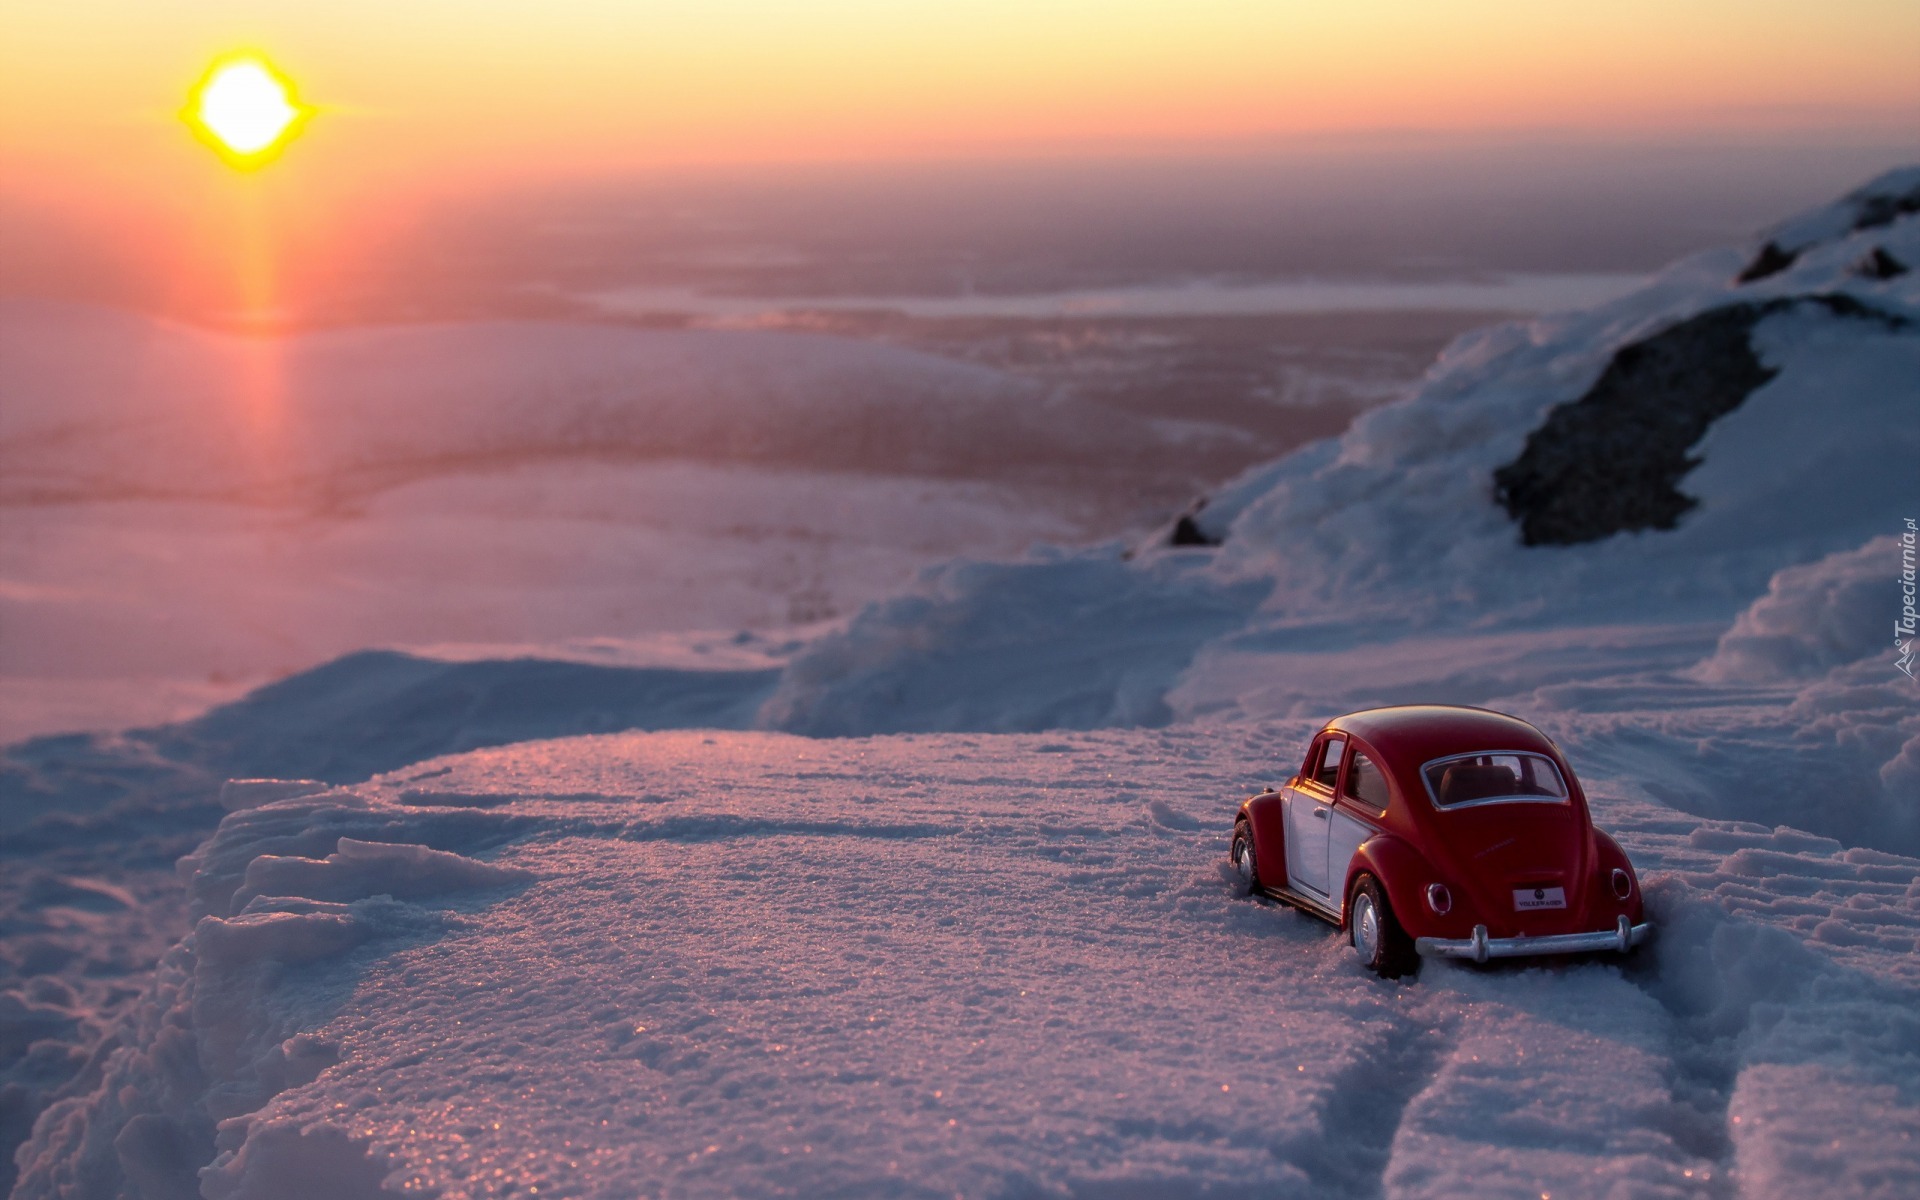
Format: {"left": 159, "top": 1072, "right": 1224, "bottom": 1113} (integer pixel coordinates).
{"left": 763, "top": 168, "right": 1920, "bottom": 740}
{"left": 15, "top": 727, "right": 1920, "bottom": 1199}
{"left": 756, "top": 170, "right": 1920, "bottom": 859}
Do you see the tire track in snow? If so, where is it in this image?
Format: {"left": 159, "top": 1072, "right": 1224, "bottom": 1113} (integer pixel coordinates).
{"left": 1273, "top": 1011, "right": 1456, "bottom": 1199}
{"left": 1617, "top": 872, "right": 1920, "bottom": 1198}
{"left": 1598, "top": 802, "right": 1920, "bottom": 1197}
{"left": 1620, "top": 934, "right": 1741, "bottom": 1199}
{"left": 1364, "top": 955, "right": 1751, "bottom": 1198}
{"left": 614, "top": 814, "right": 957, "bottom": 842}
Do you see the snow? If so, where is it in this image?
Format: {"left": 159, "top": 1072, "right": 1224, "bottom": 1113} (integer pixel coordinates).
{"left": 4, "top": 169, "right": 1920, "bottom": 1198}
{"left": 15, "top": 729, "right": 1920, "bottom": 1198}
{"left": 228, "top": 838, "right": 536, "bottom": 913}
{"left": 1758, "top": 166, "right": 1920, "bottom": 263}
{"left": 760, "top": 169, "right": 1920, "bottom": 829}
{"left": 1696, "top": 537, "right": 1905, "bottom": 684}
{"left": 759, "top": 551, "right": 1271, "bottom": 735}
{"left": 0, "top": 306, "right": 1150, "bottom": 742}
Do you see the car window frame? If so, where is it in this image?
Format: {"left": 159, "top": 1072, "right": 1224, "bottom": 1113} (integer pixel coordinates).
{"left": 1419, "top": 749, "right": 1572, "bottom": 811}
{"left": 1338, "top": 744, "right": 1391, "bottom": 817}
{"left": 1297, "top": 737, "right": 1321, "bottom": 781}
{"left": 1304, "top": 733, "right": 1346, "bottom": 793}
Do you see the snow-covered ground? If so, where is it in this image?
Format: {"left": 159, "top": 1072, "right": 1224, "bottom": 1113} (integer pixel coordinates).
{"left": 4, "top": 169, "right": 1919, "bottom": 1199}
{"left": 15, "top": 728, "right": 1920, "bottom": 1198}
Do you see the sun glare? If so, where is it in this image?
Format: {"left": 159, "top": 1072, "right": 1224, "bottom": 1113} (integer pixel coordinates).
{"left": 186, "top": 55, "right": 307, "bottom": 166}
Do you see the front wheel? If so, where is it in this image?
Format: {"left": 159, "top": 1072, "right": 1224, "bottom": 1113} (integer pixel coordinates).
{"left": 1229, "top": 821, "right": 1262, "bottom": 895}
{"left": 1348, "top": 875, "right": 1417, "bottom": 978}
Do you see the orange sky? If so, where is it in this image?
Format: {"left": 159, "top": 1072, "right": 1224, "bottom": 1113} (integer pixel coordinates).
{"left": 8, "top": 1, "right": 1919, "bottom": 179}
{"left": 3, "top": 1, "right": 1917, "bottom": 317}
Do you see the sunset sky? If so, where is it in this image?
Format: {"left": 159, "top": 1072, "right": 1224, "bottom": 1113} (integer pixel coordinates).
{"left": 3, "top": 1, "right": 1918, "bottom": 319}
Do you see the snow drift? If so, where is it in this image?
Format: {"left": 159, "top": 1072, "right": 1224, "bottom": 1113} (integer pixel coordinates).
{"left": 0, "top": 650, "right": 775, "bottom": 856}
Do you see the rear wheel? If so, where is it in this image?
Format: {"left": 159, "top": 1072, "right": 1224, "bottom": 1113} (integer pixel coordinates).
{"left": 1229, "top": 820, "right": 1262, "bottom": 895}
{"left": 1348, "top": 875, "right": 1417, "bottom": 978}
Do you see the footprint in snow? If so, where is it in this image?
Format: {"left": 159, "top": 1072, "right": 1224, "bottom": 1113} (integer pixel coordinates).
{"left": 1148, "top": 798, "right": 1206, "bottom": 831}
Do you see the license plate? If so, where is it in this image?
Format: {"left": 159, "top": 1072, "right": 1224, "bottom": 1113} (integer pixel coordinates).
{"left": 1513, "top": 887, "right": 1566, "bottom": 911}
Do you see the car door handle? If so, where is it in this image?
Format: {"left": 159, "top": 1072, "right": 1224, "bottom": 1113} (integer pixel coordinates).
{"left": 1312, "top": 807, "right": 1328, "bottom": 819}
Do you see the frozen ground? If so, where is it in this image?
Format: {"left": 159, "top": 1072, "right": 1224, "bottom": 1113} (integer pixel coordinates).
{"left": 3, "top": 170, "right": 1919, "bottom": 1198}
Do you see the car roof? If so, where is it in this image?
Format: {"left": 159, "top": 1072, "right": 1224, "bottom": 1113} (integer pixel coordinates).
{"left": 1324, "top": 705, "right": 1558, "bottom": 766}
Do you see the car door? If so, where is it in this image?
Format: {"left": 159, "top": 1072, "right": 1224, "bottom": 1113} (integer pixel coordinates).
{"left": 1326, "top": 743, "right": 1390, "bottom": 907}
{"left": 1283, "top": 733, "right": 1342, "bottom": 897}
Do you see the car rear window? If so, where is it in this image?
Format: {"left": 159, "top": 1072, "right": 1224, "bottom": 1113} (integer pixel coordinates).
{"left": 1422, "top": 752, "right": 1568, "bottom": 809}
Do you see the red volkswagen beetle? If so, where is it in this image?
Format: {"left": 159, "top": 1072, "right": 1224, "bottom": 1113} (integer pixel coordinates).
{"left": 1228, "top": 705, "right": 1649, "bottom": 977}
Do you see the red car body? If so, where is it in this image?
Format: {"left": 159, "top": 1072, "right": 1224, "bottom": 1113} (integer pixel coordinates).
{"left": 1228, "top": 705, "right": 1649, "bottom": 976}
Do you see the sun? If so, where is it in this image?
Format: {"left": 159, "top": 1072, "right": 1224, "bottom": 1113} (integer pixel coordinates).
{"left": 184, "top": 54, "right": 309, "bottom": 167}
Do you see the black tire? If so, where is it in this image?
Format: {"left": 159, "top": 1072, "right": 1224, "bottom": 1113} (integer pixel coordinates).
{"left": 1348, "top": 875, "right": 1418, "bottom": 978}
{"left": 1229, "top": 820, "right": 1262, "bottom": 895}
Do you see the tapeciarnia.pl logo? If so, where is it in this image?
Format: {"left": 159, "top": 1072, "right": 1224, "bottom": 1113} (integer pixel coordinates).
{"left": 1899, "top": 518, "right": 1917, "bottom": 680}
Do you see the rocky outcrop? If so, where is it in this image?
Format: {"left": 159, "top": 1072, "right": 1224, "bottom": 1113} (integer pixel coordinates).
{"left": 1733, "top": 173, "right": 1920, "bottom": 285}
{"left": 1855, "top": 247, "right": 1909, "bottom": 280}
{"left": 1493, "top": 296, "right": 1906, "bottom": 546}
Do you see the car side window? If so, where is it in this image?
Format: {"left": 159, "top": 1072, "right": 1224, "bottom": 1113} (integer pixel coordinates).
{"left": 1311, "top": 735, "right": 1345, "bottom": 790}
{"left": 1342, "top": 750, "right": 1391, "bottom": 813}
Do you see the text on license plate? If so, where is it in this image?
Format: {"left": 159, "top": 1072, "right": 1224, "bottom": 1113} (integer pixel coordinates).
{"left": 1513, "top": 887, "right": 1567, "bottom": 911}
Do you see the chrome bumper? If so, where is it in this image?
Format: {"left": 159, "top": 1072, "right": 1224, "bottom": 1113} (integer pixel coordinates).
{"left": 1416, "top": 915, "right": 1651, "bottom": 962}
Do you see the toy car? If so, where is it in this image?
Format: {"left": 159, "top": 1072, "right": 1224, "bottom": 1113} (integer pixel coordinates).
{"left": 1228, "top": 705, "right": 1649, "bottom": 976}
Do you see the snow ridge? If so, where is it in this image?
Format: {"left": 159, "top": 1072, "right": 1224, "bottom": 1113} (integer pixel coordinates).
{"left": 13, "top": 787, "right": 535, "bottom": 1199}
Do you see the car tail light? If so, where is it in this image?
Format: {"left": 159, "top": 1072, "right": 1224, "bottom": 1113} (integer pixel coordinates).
{"left": 1610, "top": 868, "right": 1633, "bottom": 900}
{"left": 1426, "top": 883, "right": 1453, "bottom": 915}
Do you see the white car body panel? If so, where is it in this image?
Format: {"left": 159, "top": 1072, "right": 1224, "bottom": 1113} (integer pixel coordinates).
{"left": 1326, "top": 806, "right": 1372, "bottom": 906}
{"left": 1282, "top": 785, "right": 1331, "bottom": 896}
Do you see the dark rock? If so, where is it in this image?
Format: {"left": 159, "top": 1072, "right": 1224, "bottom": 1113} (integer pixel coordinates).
{"left": 1854, "top": 247, "right": 1910, "bottom": 280}
{"left": 1734, "top": 174, "right": 1918, "bottom": 287}
{"left": 1736, "top": 177, "right": 1918, "bottom": 287}
{"left": 1735, "top": 241, "right": 1798, "bottom": 284}
{"left": 1492, "top": 296, "right": 1905, "bottom": 547}
{"left": 1168, "top": 509, "right": 1220, "bottom": 547}
{"left": 1848, "top": 181, "right": 1920, "bottom": 233}
{"left": 1802, "top": 293, "right": 1911, "bottom": 328}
